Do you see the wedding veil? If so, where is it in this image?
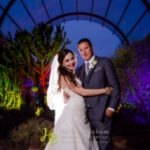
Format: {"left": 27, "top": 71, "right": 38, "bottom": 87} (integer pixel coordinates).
{"left": 47, "top": 54, "right": 59, "bottom": 110}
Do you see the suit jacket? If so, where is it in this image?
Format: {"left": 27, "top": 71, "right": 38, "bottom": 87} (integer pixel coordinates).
{"left": 76, "top": 56, "right": 120, "bottom": 122}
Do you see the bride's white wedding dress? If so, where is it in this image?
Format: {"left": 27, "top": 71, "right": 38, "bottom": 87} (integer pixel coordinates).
{"left": 45, "top": 81, "right": 99, "bottom": 150}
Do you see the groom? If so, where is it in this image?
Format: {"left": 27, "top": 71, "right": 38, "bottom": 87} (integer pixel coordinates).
{"left": 76, "top": 38, "right": 120, "bottom": 150}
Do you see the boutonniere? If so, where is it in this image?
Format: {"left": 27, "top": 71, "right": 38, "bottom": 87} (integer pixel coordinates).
{"left": 90, "top": 59, "right": 97, "bottom": 69}
{"left": 92, "top": 59, "right": 97, "bottom": 66}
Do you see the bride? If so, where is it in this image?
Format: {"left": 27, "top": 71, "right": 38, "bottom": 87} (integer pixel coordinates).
{"left": 45, "top": 49, "right": 112, "bottom": 150}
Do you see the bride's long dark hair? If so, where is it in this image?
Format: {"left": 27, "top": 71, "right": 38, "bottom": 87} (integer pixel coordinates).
{"left": 58, "top": 49, "right": 77, "bottom": 86}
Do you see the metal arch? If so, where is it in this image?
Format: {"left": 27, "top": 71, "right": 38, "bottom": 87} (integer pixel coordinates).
{"left": 41, "top": 0, "right": 50, "bottom": 20}
{"left": 75, "top": 0, "right": 79, "bottom": 20}
{"left": 90, "top": 0, "right": 95, "bottom": 22}
{"left": 102, "top": 0, "right": 112, "bottom": 26}
{"left": 0, "top": 1, "right": 22, "bottom": 31}
{"left": 46, "top": 12, "right": 129, "bottom": 44}
{"left": 0, "top": 0, "right": 16, "bottom": 27}
{"left": 113, "top": 0, "right": 131, "bottom": 34}
{"left": 59, "top": 0, "right": 65, "bottom": 22}
{"left": 20, "top": 0, "right": 37, "bottom": 26}
{"left": 126, "top": 9, "right": 148, "bottom": 38}
{"left": 1, "top": 0, "right": 144, "bottom": 43}
{"left": 142, "top": 0, "right": 150, "bottom": 11}
{"left": 127, "top": 0, "right": 150, "bottom": 38}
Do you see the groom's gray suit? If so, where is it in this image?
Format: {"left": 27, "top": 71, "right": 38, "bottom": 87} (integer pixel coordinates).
{"left": 76, "top": 56, "right": 120, "bottom": 150}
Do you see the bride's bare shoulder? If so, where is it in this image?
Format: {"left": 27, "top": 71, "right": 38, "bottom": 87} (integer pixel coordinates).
{"left": 59, "top": 75, "right": 69, "bottom": 89}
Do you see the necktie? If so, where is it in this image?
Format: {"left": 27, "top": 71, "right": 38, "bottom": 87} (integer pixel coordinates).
{"left": 85, "top": 62, "right": 90, "bottom": 75}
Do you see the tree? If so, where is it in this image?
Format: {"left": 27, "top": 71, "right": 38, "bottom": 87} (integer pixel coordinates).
{"left": 0, "top": 23, "right": 69, "bottom": 110}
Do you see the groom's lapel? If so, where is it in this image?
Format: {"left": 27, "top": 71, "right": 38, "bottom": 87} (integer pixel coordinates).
{"left": 80, "top": 64, "right": 86, "bottom": 81}
{"left": 86, "top": 57, "right": 99, "bottom": 82}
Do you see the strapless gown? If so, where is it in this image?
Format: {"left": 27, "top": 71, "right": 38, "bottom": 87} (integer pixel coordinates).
{"left": 45, "top": 86, "right": 98, "bottom": 150}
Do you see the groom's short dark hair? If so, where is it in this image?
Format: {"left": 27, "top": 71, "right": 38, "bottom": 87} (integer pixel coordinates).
{"left": 78, "top": 38, "right": 92, "bottom": 48}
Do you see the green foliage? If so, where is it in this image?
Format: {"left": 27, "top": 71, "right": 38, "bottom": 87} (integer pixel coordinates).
{"left": 113, "top": 35, "right": 150, "bottom": 123}
{"left": 0, "top": 65, "right": 24, "bottom": 110}
{"left": 2, "top": 23, "right": 69, "bottom": 73}
{"left": 0, "top": 23, "right": 69, "bottom": 110}
{"left": 113, "top": 46, "right": 137, "bottom": 88}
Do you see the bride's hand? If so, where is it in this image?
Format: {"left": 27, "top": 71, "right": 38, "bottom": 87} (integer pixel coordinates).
{"left": 64, "top": 77, "right": 82, "bottom": 95}
{"left": 69, "top": 84, "right": 82, "bottom": 94}
{"left": 105, "top": 87, "right": 113, "bottom": 95}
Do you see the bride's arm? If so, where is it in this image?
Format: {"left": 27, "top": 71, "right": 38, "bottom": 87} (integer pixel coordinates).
{"left": 64, "top": 76, "right": 112, "bottom": 97}
{"left": 70, "top": 85, "right": 112, "bottom": 96}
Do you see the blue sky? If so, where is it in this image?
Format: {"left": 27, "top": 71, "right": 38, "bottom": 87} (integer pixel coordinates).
{"left": 62, "top": 20, "right": 121, "bottom": 65}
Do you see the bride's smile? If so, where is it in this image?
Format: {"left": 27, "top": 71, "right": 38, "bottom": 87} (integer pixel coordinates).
{"left": 62, "top": 52, "right": 76, "bottom": 71}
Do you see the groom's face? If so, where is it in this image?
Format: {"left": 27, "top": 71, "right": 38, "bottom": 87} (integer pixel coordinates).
{"left": 78, "top": 42, "right": 93, "bottom": 61}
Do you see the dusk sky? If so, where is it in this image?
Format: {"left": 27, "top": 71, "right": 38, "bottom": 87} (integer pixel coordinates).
{"left": 62, "top": 20, "right": 121, "bottom": 65}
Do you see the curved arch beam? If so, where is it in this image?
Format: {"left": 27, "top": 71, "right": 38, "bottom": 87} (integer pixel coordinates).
{"left": 0, "top": 0, "right": 16, "bottom": 27}
{"left": 142, "top": 0, "right": 150, "bottom": 11}
{"left": 47, "top": 12, "right": 129, "bottom": 44}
